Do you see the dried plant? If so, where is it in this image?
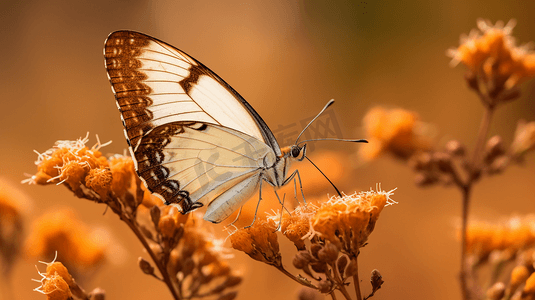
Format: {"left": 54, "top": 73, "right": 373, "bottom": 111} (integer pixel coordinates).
{"left": 34, "top": 259, "right": 105, "bottom": 300}
{"left": 228, "top": 189, "right": 396, "bottom": 300}
{"left": 359, "top": 19, "right": 535, "bottom": 300}
{"left": 25, "top": 135, "right": 241, "bottom": 300}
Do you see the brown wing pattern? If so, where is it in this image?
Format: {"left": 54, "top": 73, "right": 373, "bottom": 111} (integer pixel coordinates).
{"left": 131, "top": 121, "right": 272, "bottom": 214}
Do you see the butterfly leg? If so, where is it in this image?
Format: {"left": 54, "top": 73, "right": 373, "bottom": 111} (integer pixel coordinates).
{"left": 244, "top": 179, "right": 264, "bottom": 229}
{"left": 274, "top": 193, "right": 286, "bottom": 232}
{"left": 227, "top": 206, "right": 244, "bottom": 227}
{"left": 283, "top": 170, "right": 306, "bottom": 206}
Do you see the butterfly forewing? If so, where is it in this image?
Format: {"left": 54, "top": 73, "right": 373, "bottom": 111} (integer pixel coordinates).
{"left": 104, "top": 31, "right": 277, "bottom": 150}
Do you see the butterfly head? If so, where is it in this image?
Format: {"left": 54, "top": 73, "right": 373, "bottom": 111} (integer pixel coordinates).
{"left": 284, "top": 144, "right": 307, "bottom": 162}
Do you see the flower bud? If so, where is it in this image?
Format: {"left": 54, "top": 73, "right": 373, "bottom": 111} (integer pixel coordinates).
{"left": 317, "top": 242, "right": 339, "bottom": 264}
{"left": 445, "top": 140, "right": 465, "bottom": 156}
{"left": 310, "top": 262, "right": 327, "bottom": 273}
{"left": 318, "top": 279, "right": 332, "bottom": 293}
{"left": 89, "top": 287, "right": 106, "bottom": 300}
{"left": 370, "top": 269, "right": 384, "bottom": 292}
{"left": 484, "top": 136, "right": 505, "bottom": 163}
{"left": 409, "top": 152, "right": 432, "bottom": 171}
{"left": 138, "top": 257, "right": 154, "bottom": 275}
{"left": 433, "top": 152, "right": 453, "bottom": 173}
{"left": 150, "top": 205, "right": 161, "bottom": 228}
{"left": 182, "top": 257, "right": 195, "bottom": 277}
{"left": 310, "top": 244, "right": 322, "bottom": 259}
{"left": 414, "top": 172, "right": 437, "bottom": 186}
{"left": 293, "top": 253, "right": 309, "bottom": 269}
{"left": 486, "top": 282, "right": 505, "bottom": 300}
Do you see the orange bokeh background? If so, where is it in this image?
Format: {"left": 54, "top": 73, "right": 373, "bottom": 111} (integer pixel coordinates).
{"left": 1, "top": 1, "right": 535, "bottom": 299}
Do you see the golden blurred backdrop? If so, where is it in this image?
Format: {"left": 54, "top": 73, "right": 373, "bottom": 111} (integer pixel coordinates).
{"left": 1, "top": 0, "right": 535, "bottom": 299}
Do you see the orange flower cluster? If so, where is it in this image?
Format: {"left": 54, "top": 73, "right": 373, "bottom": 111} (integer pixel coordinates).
{"left": 34, "top": 260, "right": 105, "bottom": 300}
{"left": 359, "top": 107, "right": 432, "bottom": 161}
{"left": 27, "top": 135, "right": 242, "bottom": 299}
{"left": 464, "top": 215, "right": 535, "bottom": 262}
{"left": 229, "top": 188, "right": 394, "bottom": 296}
{"left": 147, "top": 208, "right": 241, "bottom": 299}
{"left": 303, "top": 189, "right": 396, "bottom": 255}
{"left": 25, "top": 209, "right": 107, "bottom": 278}
{"left": 34, "top": 261, "right": 74, "bottom": 300}
{"left": 229, "top": 217, "right": 281, "bottom": 267}
{"left": 448, "top": 19, "right": 535, "bottom": 92}
{"left": 25, "top": 136, "right": 145, "bottom": 218}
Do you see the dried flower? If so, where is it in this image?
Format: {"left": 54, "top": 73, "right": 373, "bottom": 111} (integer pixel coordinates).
{"left": 304, "top": 189, "right": 397, "bottom": 255}
{"left": 359, "top": 107, "right": 432, "bottom": 160}
{"left": 280, "top": 205, "right": 316, "bottom": 250}
{"left": 34, "top": 258, "right": 99, "bottom": 300}
{"left": 463, "top": 215, "right": 535, "bottom": 262}
{"left": 34, "top": 261, "right": 74, "bottom": 300}
{"left": 229, "top": 217, "right": 281, "bottom": 267}
{"left": 25, "top": 209, "right": 107, "bottom": 279}
{"left": 448, "top": 19, "right": 535, "bottom": 97}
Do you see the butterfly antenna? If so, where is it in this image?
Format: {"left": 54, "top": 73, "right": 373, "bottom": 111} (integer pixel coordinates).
{"left": 294, "top": 99, "right": 336, "bottom": 144}
{"left": 304, "top": 156, "right": 342, "bottom": 197}
{"left": 297, "top": 138, "right": 368, "bottom": 146}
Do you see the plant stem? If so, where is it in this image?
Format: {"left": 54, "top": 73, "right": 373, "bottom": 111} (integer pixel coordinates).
{"left": 122, "top": 216, "right": 181, "bottom": 300}
{"left": 470, "top": 105, "right": 495, "bottom": 170}
{"left": 459, "top": 185, "right": 471, "bottom": 300}
{"left": 276, "top": 265, "right": 317, "bottom": 289}
{"left": 330, "top": 262, "right": 353, "bottom": 300}
{"left": 459, "top": 104, "right": 495, "bottom": 300}
{"left": 330, "top": 291, "right": 339, "bottom": 300}
{"left": 352, "top": 261, "right": 362, "bottom": 300}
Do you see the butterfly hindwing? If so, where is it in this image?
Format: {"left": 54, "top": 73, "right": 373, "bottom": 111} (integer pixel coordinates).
{"left": 131, "top": 121, "right": 275, "bottom": 217}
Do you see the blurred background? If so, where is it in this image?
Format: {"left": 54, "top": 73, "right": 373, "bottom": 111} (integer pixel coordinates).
{"left": 1, "top": 0, "right": 535, "bottom": 299}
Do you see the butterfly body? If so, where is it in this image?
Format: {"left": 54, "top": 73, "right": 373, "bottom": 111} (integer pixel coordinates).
{"left": 104, "top": 31, "right": 305, "bottom": 223}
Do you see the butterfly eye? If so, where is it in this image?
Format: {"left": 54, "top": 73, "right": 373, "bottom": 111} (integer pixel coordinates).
{"left": 291, "top": 146, "right": 301, "bottom": 158}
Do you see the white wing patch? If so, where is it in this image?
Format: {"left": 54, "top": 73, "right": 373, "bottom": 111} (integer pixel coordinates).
{"left": 104, "top": 31, "right": 264, "bottom": 149}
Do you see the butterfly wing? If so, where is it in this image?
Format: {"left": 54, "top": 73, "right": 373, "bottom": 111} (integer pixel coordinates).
{"left": 133, "top": 121, "right": 274, "bottom": 222}
{"left": 104, "top": 30, "right": 281, "bottom": 155}
{"left": 104, "top": 31, "right": 281, "bottom": 222}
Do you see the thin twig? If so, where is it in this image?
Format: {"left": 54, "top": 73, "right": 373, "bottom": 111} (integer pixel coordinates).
{"left": 352, "top": 258, "right": 362, "bottom": 300}
{"left": 328, "top": 263, "right": 353, "bottom": 300}
{"left": 459, "top": 100, "right": 495, "bottom": 300}
{"left": 122, "top": 215, "right": 181, "bottom": 300}
{"left": 459, "top": 186, "right": 471, "bottom": 300}
{"left": 330, "top": 291, "right": 338, "bottom": 300}
{"left": 276, "top": 265, "right": 318, "bottom": 289}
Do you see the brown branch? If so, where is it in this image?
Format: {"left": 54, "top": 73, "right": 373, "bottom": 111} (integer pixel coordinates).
{"left": 459, "top": 95, "right": 496, "bottom": 300}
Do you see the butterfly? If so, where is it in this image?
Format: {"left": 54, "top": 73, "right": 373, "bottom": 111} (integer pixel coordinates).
{"left": 104, "top": 31, "right": 365, "bottom": 224}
